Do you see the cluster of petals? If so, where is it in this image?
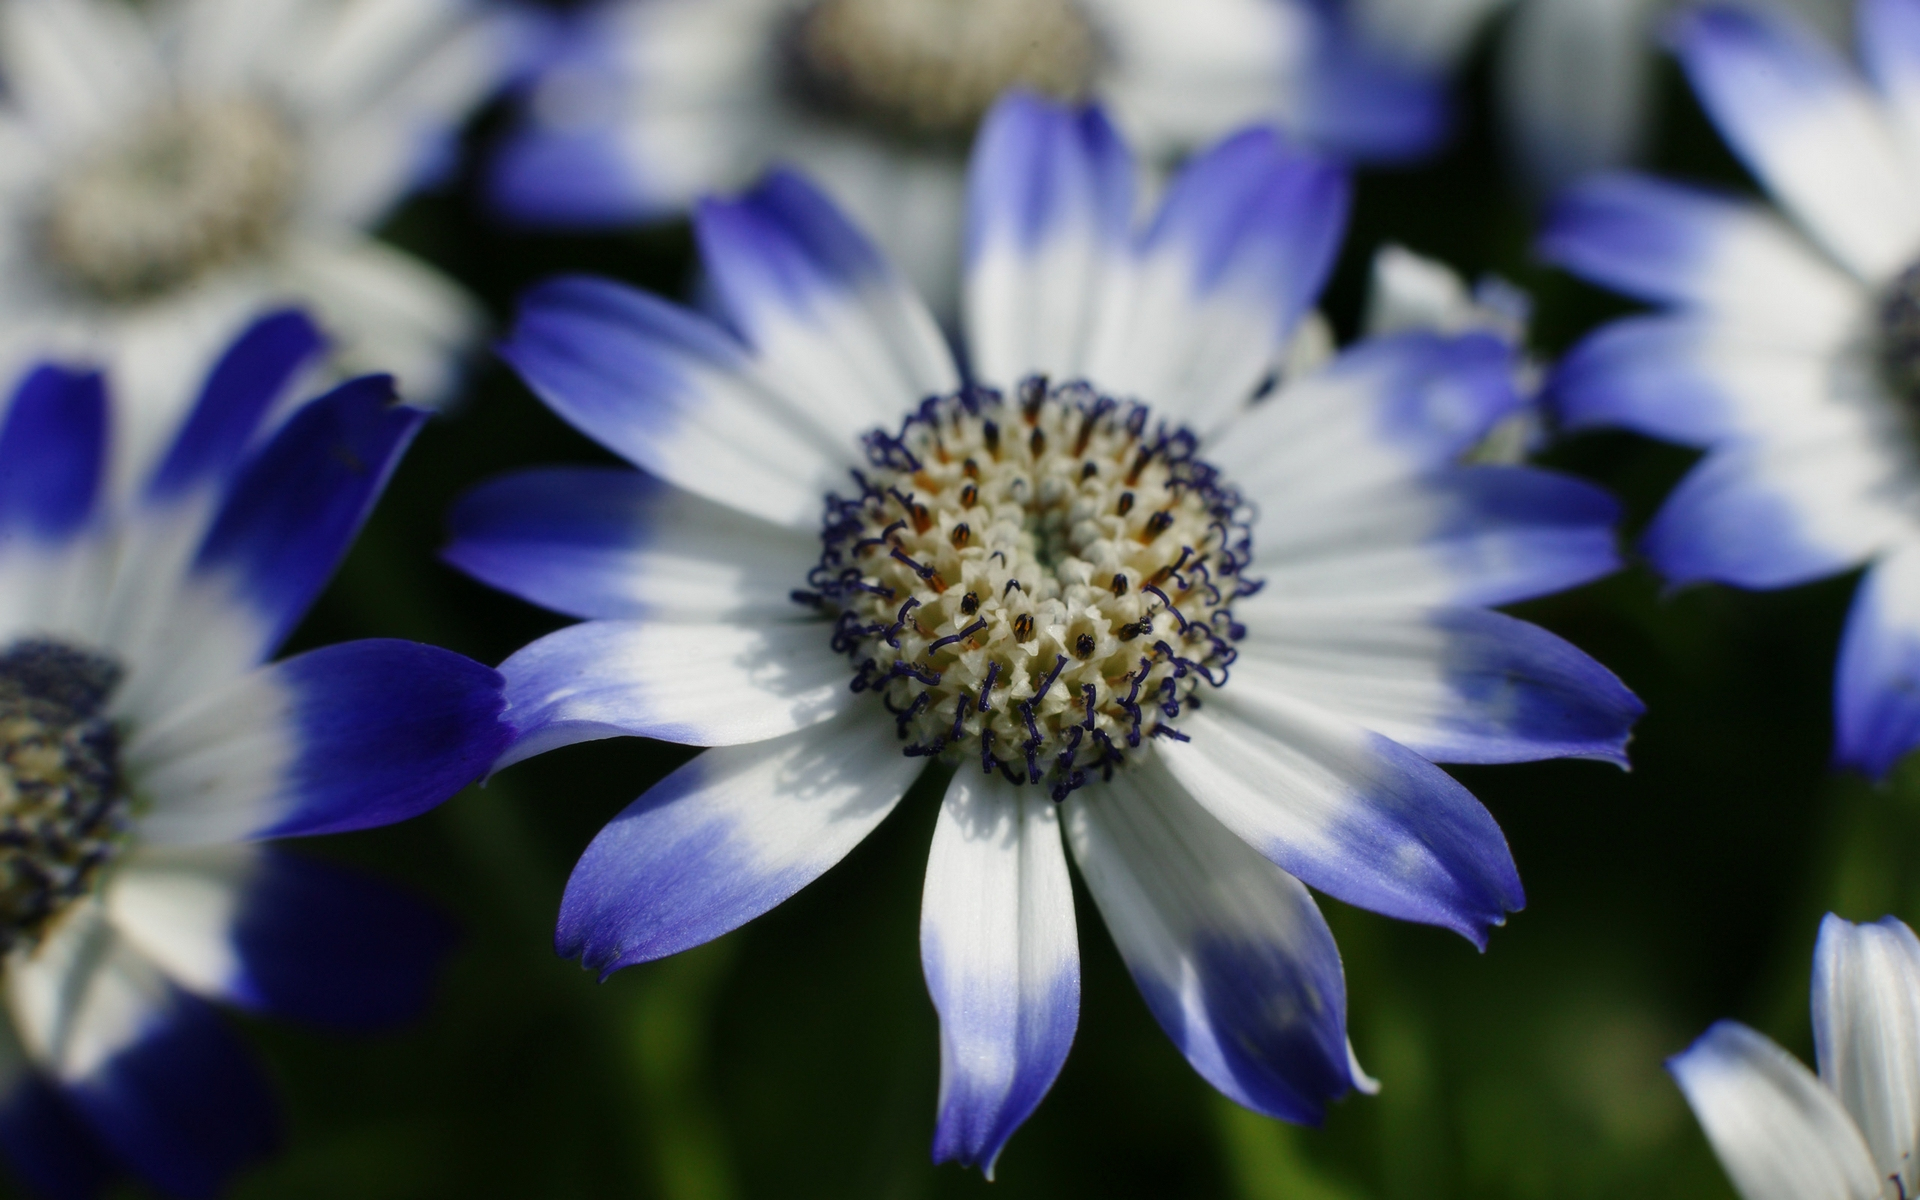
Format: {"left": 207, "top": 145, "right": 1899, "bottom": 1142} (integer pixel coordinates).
{"left": 450, "top": 91, "right": 1643, "bottom": 1173}
{"left": 0, "top": 311, "right": 508, "bottom": 1198}
{"left": 491, "top": 0, "right": 1447, "bottom": 302}
{"left": 1672, "top": 914, "right": 1920, "bottom": 1200}
{"left": 1542, "top": 0, "right": 1920, "bottom": 778}
{"left": 0, "top": 0, "right": 520, "bottom": 479}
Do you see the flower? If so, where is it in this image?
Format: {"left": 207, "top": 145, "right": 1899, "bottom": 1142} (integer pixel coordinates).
{"left": 452, "top": 93, "right": 1641, "bottom": 1174}
{"left": 488, "top": 0, "right": 1447, "bottom": 305}
{"left": 0, "top": 0, "right": 519, "bottom": 479}
{"left": 1540, "top": 0, "right": 1920, "bottom": 778}
{"left": 0, "top": 309, "right": 510, "bottom": 1198}
{"left": 1670, "top": 913, "right": 1920, "bottom": 1200}
{"left": 1354, "top": 0, "right": 1851, "bottom": 195}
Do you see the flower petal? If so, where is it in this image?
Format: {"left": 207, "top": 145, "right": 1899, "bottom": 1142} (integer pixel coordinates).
{"left": 1255, "top": 468, "right": 1622, "bottom": 608}
{"left": 500, "top": 274, "right": 853, "bottom": 531}
{"left": 0, "top": 0, "right": 161, "bottom": 140}
{"left": 1551, "top": 314, "right": 1872, "bottom": 448}
{"left": 1672, "top": 4, "right": 1920, "bottom": 281}
{"left": 1085, "top": 127, "right": 1350, "bottom": 433}
{"left": 142, "top": 309, "right": 326, "bottom": 505}
{"left": 556, "top": 705, "right": 919, "bottom": 976}
{"left": 1541, "top": 174, "right": 1863, "bottom": 343}
{"left": 1158, "top": 696, "right": 1524, "bottom": 945}
{"left": 1644, "top": 438, "right": 1908, "bottom": 590}
{"left": 0, "top": 364, "right": 106, "bottom": 549}
{"left": 185, "top": 374, "right": 425, "bottom": 663}
{"left": 1811, "top": 913, "right": 1920, "bottom": 1195}
{"left": 1496, "top": 0, "right": 1657, "bottom": 193}
{"left": 1837, "top": 541, "right": 1920, "bottom": 778}
{"left": 6, "top": 904, "right": 278, "bottom": 1200}
{"left": 0, "top": 1066, "right": 114, "bottom": 1200}
{"left": 443, "top": 465, "right": 818, "bottom": 622}
{"left": 963, "top": 93, "right": 1134, "bottom": 389}
{"left": 1862, "top": 0, "right": 1920, "bottom": 154}
{"left": 1232, "top": 600, "right": 1643, "bottom": 766}
{"left": 127, "top": 639, "right": 507, "bottom": 846}
{"left": 1064, "top": 756, "right": 1356, "bottom": 1123}
{"left": 105, "top": 845, "right": 456, "bottom": 1030}
{"left": 922, "top": 772, "right": 1078, "bottom": 1178}
{"left": 496, "top": 617, "right": 850, "bottom": 768}
{"left": 1669, "top": 1020, "right": 1883, "bottom": 1200}
{"left": 695, "top": 170, "right": 957, "bottom": 440}
{"left": 1209, "top": 332, "right": 1524, "bottom": 503}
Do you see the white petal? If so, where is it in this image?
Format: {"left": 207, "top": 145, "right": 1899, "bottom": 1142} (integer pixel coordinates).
{"left": 1812, "top": 913, "right": 1920, "bottom": 1197}
{"left": 1670, "top": 1020, "right": 1883, "bottom": 1200}
{"left": 0, "top": 0, "right": 162, "bottom": 140}
{"left": 103, "top": 845, "right": 256, "bottom": 1003}
{"left": 7, "top": 901, "right": 165, "bottom": 1081}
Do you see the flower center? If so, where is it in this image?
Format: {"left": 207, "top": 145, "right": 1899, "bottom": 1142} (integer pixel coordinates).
{"left": 798, "top": 378, "right": 1254, "bottom": 799}
{"left": 0, "top": 640, "right": 127, "bottom": 955}
{"left": 788, "top": 0, "right": 1099, "bottom": 140}
{"left": 42, "top": 98, "right": 300, "bottom": 302}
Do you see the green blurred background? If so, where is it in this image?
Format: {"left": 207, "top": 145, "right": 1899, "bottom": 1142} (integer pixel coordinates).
{"left": 33, "top": 13, "right": 1912, "bottom": 1199}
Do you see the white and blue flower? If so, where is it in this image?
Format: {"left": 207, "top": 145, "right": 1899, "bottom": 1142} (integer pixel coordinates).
{"left": 453, "top": 93, "right": 1641, "bottom": 1175}
{"left": 488, "top": 0, "right": 1447, "bottom": 305}
{"left": 1670, "top": 913, "right": 1920, "bottom": 1200}
{"left": 0, "top": 309, "right": 510, "bottom": 1199}
{"left": 0, "top": 0, "right": 521, "bottom": 480}
{"left": 1542, "top": 0, "right": 1920, "bottom": 779}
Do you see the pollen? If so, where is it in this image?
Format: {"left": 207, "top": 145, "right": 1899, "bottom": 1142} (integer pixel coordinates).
{"left": 788, "top": 0, "right": 1099, "bottom": 140}
{"left": 0, "top": 640, "right": 127, "bottom": 954}
{"left": 799, "top": 377, "right": 1256, "bottom": 799}
{"left": 43, "top": 98, "right": 300, "bottom": 302}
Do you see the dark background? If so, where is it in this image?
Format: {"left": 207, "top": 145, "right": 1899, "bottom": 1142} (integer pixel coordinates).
{"left": 38, "top": 11, "right": 1908, "bottom": 1198}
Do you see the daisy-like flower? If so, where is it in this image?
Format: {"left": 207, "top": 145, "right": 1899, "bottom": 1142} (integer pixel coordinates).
{"left": 1541, "top": 0, "right": 1920, "bottom": 779}
{"left": 0, "top": 309, "right": 509, "bottom": 1199}
{"left": 451, "top": 93, "right": 1641, "bottom": 1174}
{"left": 488, "top": 0, "right": 1446, "bottom": 305}
{"left": 0, "top": 0, "right": 518, "bottom": 481}
{"left": 1670, "top": 913, "right": 1920, "bottom": 1200}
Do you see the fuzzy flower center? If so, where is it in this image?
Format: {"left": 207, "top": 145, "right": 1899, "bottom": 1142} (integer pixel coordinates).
{"left": 788, "top": 0, "right": 1099, "bottom": 140}
{"left": 798, "top": 378, "right": 1255, "bottom": 799}
{"left": 43, "top": 98, "right": 300, "bottom": 302}
{"left": 0, "top": 640, "right": 126, "bottom": 955}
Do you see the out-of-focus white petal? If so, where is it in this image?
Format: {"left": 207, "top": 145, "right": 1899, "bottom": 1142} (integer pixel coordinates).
{"left": 1811, "top": 913, "right": 1920, "bottom": 1197}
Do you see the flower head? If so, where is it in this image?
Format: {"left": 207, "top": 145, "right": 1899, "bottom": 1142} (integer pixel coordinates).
{"left": 0, "top": 309, "right": 510, "bottom": 1198}
{"left": 1671, "top": 913, "right": 1920, "bottom": 1200}
{"left": 455, "top": 94, "right": 1641, "bottom": 1174}
{"left": 0, "top": 0, "right": 520, "bottom": 475}
{"left": 1542, "top": 0, "right": 1920, "bottom": 778}
{"left": 489, "top": 0, "right": 1446, "bottom": 303}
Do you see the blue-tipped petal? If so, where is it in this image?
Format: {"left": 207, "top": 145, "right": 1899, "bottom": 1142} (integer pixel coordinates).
{"left": 922, "top": 773, "right": 1079, "bottom": 1178}
{"left": 145, "top": 310, "right": 326, "bottom": 504}
{"left": 1836, "top": 545, "right": 1920, "bottom": 778}
{"left": 443, "top": 465, "right": 819, "bottom": 622}
{"left": 191, "top": 375, "right": 424, "bottom": 659}
{"left": 65, "top": 989, "right": 278, "bottom": 1200}
{"left": 0, "top": 1073, "right": 115, "bottom": 1200}
{"left": 1066, "top": 759, "right": 1355, "bottom": 1123}
{"left": 1296, "top": 29, "right": 1449, "bottom": 163}
{"left": 129, "top": 639, "right": 508, "bottom": 845}
{"left": 106, "top": 846, "right": 457, "bottom": 1031}
{"left": 556, "top": 707, "right": 920, "bottom": 975}
{"left": 1671, "top": 3, "right": 1920, "bottom": 280}
{"left": 495, "top": 617, "right": 850, "bottom": 768}
{"left": 1214, "top": 332, "right": 1524, "bottom": 505}
{"left": 1160, "top": 697, "right": 1524, "bottom": 947}
{"left": 501, "top": 275, "right": 850, "bottom": 530}
{"left": 1234, "top": 601, "right": 1644, "bottom": 767}
{"left": 489, "top": 127, "right": 655, "bottom": 226}
{"left": 0, "top": 366, "right": 106, "bottom": 548}
{"left": 1255, "top": 466, "right": 1622, "bottom": 609}
{"left": 692, "top": 170, "right": 956, "bottom": 438}
{"left": 964, "top": 93, "right": 1134, "bottom": 386}
{"left": 1091, "top": 126, "right": 1351, "bottom": 432}
{"left": 1862, "top": 0, "right": 1920, "bottom": 120}
{"left": 1643, "top": 440, "right": 1901, "bottom": 590}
